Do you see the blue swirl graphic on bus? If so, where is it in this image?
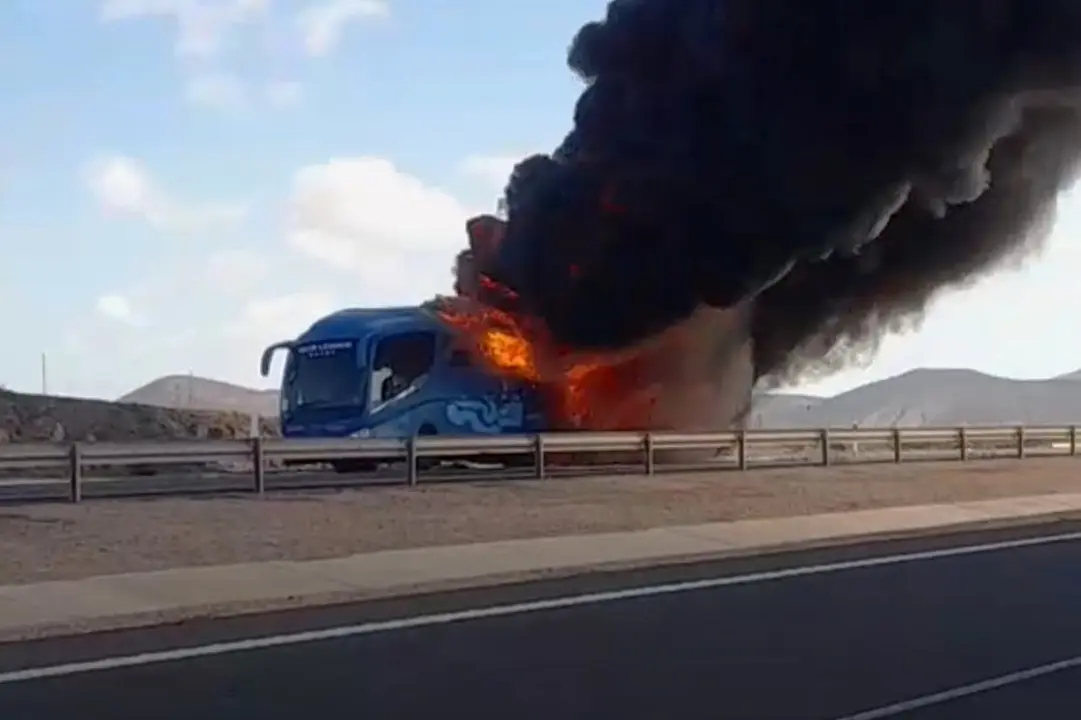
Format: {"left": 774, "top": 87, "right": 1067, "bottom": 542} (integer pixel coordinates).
{"left": 445, "top": 399, "right": 524, "bottom": 434}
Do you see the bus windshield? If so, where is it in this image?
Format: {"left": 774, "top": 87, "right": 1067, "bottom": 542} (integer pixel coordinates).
{"left": 284, "top": 339, "right": 364, "bottom": 412}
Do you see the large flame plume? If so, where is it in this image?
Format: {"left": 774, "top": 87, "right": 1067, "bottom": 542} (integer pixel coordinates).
{"left": 439, "top": 1, "right": 1081, "bottom": 432}
{"left": 436, "top": 215, "right": 755, "bottom": 431}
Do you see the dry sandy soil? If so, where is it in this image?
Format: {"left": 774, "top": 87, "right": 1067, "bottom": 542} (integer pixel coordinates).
{"left": 3, "top": 457, "right": 1081, "bottom": 585}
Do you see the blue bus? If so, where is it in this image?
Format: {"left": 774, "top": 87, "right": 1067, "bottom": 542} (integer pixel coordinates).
{"left": 260, "top": 305, "right": 549, "bottom": 471}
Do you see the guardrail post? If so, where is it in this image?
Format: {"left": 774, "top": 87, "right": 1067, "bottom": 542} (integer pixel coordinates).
{"left": 892, "top": 428, "right": 902, "bottom": 463}
{"left": 958, "top": 427, "right": 968, "bottom": 461}
{"left": 736, "top": 430, "right": 747, "bottom": 470}
{"left": 1017, "top": 426, "right": 1026, "bottom": 459}
{"left": 1071, "top": 426, "right": 1078, "bottom": 456}
{"left": 251, "top": 436, "right": 266, "bottom": 494}
{"left": 68, "top": 442, "right": 82, "bottom": 503}
{"left": 406, "top": 436, "right": 418, "bottom": 486}
{"left": 643, "top": 433, "right": 655, "bottom": 475}
{"left": 820, "top": 429, "right": 830, "bottom": 466}
{"left": 535, "top": 434, "right": 546, "bottom": 479}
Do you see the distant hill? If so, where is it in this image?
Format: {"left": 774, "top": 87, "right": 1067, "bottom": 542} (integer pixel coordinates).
{"left": 116, "top": 367, "right": 1081, "bottom": 429}
{"left": 119, "top": 375, "right": 279, "bottom": 417}
{"left": 750, "top": 368, "right": 1081, "bottom": 428}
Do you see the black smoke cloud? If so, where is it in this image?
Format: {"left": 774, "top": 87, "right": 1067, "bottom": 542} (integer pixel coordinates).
{"left": 473, "top": 0, "right": 1081, "bottom": 385}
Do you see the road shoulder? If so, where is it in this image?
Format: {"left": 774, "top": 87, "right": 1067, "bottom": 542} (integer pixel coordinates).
{"left": 3, "top": 492, "right": 1081, "bottom": 643}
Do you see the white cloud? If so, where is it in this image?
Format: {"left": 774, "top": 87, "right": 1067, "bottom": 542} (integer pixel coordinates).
{"left": 85, "top": 155, "right": 248, "bottom": 232}
{"left": 86, "top": 155, "right": 153, "bottom": 213}
{"left": 95, "top": 294, "right": 143, "bottom": 326}
{"left": 184, "top": 75, "right": 304, "bottom": 112}
{"left": 287, "top": 157, "right": 472, "bottom": 282}
{"left": 207, "top": 247, "right": 273, "bottom": 290}
{"left": 460, "top": 154, "right": 523, "bottom": 192}
{"left": 297, "top": 0, "right": 389, "bottom": 57}
{"left": 226, "top": 292, "right": 336, "bottom": 340}
{"left": 184, "top": 72, "right": 248, "bottom": 110}
{"left": 62, "top": 269, "right": 331, "bottom": 397}
{"left": 101, "top": 1, "right": 365, "bottom": 109}
{"left": 264, "top": 80, "right": 303, "bottom": 107}
{"left": 100, "top": 0, "right": 269, "bottom": 57}
{"left": 24, "top": 153, "right": 489, "bottom": 398}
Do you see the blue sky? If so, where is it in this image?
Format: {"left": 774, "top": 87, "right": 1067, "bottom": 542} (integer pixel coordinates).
{"left": 1, "top": 0, "right": 1080, "bottom": 401}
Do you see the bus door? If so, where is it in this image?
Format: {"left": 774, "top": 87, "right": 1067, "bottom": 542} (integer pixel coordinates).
{"left": 495, "top": 378, "right": 526, "bottom": 432}
{"left": 440, "top": 339, "right": 524, "bottom": 434}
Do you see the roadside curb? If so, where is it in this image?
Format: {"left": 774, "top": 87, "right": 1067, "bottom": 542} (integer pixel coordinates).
{"left": 3, "top": 506, "right": 1079, "bottom": 644}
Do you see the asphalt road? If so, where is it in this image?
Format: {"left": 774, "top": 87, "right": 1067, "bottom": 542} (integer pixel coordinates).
{"left": 5, "top": 522, "right": 1081, "bottom": 718}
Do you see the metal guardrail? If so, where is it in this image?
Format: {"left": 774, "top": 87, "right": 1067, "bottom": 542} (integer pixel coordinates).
{"left": 0, "top": 424, "right": 1077, "bottom": 503}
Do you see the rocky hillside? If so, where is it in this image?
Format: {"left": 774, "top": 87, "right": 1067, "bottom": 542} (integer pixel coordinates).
{"left": 0, "top": 388, "right": 279, "bottom": 444}
{"left": 5, "top": 364, "right": 1081, "bottom": 447}
{"left": 750, "top": 368, "right": 1081, "bottom": 428}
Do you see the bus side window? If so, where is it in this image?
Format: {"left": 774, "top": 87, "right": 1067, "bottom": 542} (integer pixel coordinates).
{"left": 371, "top": 331, "right": 437, "bottom": 405}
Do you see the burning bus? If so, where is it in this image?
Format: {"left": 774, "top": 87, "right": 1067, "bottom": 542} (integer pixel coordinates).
{"left": 436, "top": 214, "right": 757, "bottom": 434}
{"left": 256, "top": 0, "right": 1081, "bottom": 475}
{"left": 260, "top": 212, "right": 756, "bottom": 472}
{"left": 259, "top": 303, "right": 550, "bottom": 472}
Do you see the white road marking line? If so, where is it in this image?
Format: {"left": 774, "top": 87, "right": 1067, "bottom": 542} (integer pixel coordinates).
{"left": 2, "top": 529, "right": 1081, "bottom": 685}
{"left": 833, "top": 655, "right": 1081, "bottom": 719}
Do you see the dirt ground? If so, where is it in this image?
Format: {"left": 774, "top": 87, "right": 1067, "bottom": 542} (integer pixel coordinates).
{"left": 3, "top": 457, "right": 1080, "bottom": 585}
{"left": 0, "top": 388, "right": 276, "bottom": 444}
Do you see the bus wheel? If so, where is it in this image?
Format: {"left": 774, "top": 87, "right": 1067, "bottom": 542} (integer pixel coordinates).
{"left": 332, "top": 459, "right": 377, "bottom": 474}
{"left": 416, "top": 424, "right": 440, "bottom": 470}
{"left": 501, "top": 454, "right": 535, "bottom": 468}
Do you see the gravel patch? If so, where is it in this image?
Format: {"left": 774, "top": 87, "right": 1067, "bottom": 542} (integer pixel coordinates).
{"left": 3, "top": 457, "right": 1080, "bottom": 584}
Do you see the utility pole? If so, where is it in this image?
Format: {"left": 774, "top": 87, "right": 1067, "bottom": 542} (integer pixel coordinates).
{"left": 40, "top": 353, "right": 47, "bottom": 395}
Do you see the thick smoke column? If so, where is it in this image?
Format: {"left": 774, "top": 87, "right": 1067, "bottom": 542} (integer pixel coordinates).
{"left": 475, "top": 0, "right": 1081, "bottom": 387}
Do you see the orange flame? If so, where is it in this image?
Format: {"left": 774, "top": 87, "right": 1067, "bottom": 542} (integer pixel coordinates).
{"left": 436, "top": 289, "right": 658, "bottom": 430}
{"left": 438, "top": 211, "right": 757, "bottom": 439}
{"left": 437, "top": 213, "right": 677, "bottom": 431}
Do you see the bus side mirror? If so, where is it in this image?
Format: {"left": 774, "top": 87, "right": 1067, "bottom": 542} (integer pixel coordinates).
{"left": 260, "top": 342, "right": 292, "bottom": 377}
